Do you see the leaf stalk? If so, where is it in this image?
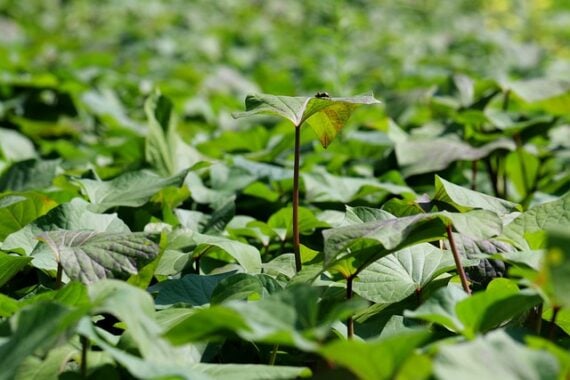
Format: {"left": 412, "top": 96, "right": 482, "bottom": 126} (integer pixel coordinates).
{"left": 292, "top": 124, "right": 302, "bottom": 272}
{"left": 346, "top": 275, "right": 354, "bottom": 339}
{"left": 446, "top": 224, "right": 471, "bottom": 295}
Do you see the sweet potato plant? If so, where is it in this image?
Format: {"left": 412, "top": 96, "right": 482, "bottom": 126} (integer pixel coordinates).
{"left": 0, "top": 1, "right": 569, "bottom": 379}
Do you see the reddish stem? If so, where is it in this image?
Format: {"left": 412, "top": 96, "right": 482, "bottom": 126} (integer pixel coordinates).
{"left": 549, "top": 306, "right": 561, "bottom": 341}
{"left": 347, "top": 275, "right": 354, "bottom": 339}
{"left": 446, "top": 224, "right": 471, "bottom": 295}
{"left": 292, "top": 125, "right": 302, "bottom": 272}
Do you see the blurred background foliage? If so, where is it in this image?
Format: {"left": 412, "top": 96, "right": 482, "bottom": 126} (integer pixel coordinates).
{"left": 1, "top": 0, "right": 568, "bottom": 115}
{"left": 0, "top": 0, "right": 568, "bottom": 189}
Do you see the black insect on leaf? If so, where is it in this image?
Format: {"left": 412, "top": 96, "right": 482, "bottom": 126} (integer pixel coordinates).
{"left": 315, "top": 92, "right": 330, "bottom": 99}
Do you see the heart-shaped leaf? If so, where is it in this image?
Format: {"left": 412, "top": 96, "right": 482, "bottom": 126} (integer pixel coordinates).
{"left": 37, "top": 231, "right": 159, "bottom": 283}
{"left": 233, "top": 93, "right": 380, "bottom": 148}
{"left": 353, "top": 243, "right": 457, "bottom": 304}
{"left": 323, "top": 210, "right": 502, "bottom": 273}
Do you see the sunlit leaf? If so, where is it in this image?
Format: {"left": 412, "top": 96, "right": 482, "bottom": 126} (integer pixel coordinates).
{"left": 233, "top": 93, "right": 380, "bottom": 147}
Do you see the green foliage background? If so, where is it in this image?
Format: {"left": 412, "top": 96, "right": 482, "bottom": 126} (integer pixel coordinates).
{"left": 0, "top": 0, "right": 569, "bottom": 379}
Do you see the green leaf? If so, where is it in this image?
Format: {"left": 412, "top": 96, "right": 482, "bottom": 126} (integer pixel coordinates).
{"left": 509, "top": 78, "right": 570, "bottom": 115}
{"left": 2, "top": 198, "right": 129, "bottom": 255}
{"left": 505, "top": 148, "right": 540, "bottom": 201}
{"left": 152, "top": 272, "right": 236, "bottom": 307}
{"left": 404, "top": 286, "right": 468, "bottom": 333}
{"left": 0, "top": 159, "right": 60, "bottom": 192}
{"left": 395, "top": 138, "right": 514, "bottom": 177}
{"left": 353, "top": 243, "right": 456, "bottom": 304}
{"left": 165, "top": 285, "right": 365, "bottom": 350}
{"left": 319, "top": 330, "right": 432, "bottom": 380}
{"left": 303, "top": 168, "right": 414, "bottom": 203}
{"left": 343, "top": 206, "right": 395, "bottom": 225}
{"left": 78, "top": 323, "right": 204, "bottom": 380}
{"left": 164, "top": 229, "right": 262, "bottom": 274}
{"left": 37, "top": 231, "right": 159, "bottom": 283}
{"left": 454, "top": 278, "right": 541, "bottom": 338}
{"left": 543, "top": 229, "right": 570, "bottom": 308}
{"left": 434, "top": 176, "right": 521, "bottom": 215}
{"left": 0, "top": 294, "right": 19, "bottom": 317}
{"left": 192, "top": 232, "right": 262, "bottom": 274}
{"left": 145, "top": 91, "right": 204, "bottom": 176}
{"left": 210, "top": 273, "right": 283, "bottom": 304}
{"left": 526, "top": 336, "right": 570, "bottom": 378}
{"left": 233, "top": 93, "right": 380, "bottom": 147}
{"left": 501, "top": 192, "right": 570, "bottom": 250}
{"left": 268, "top": 206, "right": 329, "bottom": 240}
{"left": 323, "top": 210, "right": 502, "bottom": 272}
{"left": 76, "top": 169, "right": 188, "bottom": 212}
{"left": 0, "top": 128, "right": 36, "bottom": 162}
{"left": 0, "top": 302, "right": 85, "bottom": 380}
{"left": 88, "top": 280, "right": 191, "bottom": 364}
{"left": 407, "top": 279, "right": 541, "bottom": 337}
{"left": 0, "top": 252, "right": 32, "bottom": 287}
{"left": 0, "top": 192, "right": 57, "bottom": 241}
{"left": 193, "top": 363, "right": 311, "bottom": 379}
{"left": 434, "top": 330, "right": 559, "bottom": 380}
{"left": 15, "top": 344, "right": 77, "bottom": 380}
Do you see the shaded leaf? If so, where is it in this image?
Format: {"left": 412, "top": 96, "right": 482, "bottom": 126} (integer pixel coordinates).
{"left": 152, "top": 272, "right": 236, "bottom": 307}
{"left": 0, "top": 252, "right": 32, "bottom": 287}
{"left": 165, "top": 285, "right": 365, "bottom": 351}
{"left": 0, "top": 302, "right": 85, "bottom": 380}
{"left": 404, "top": 286, "right": 468, "bottom": 333}
{"left": 0, "top": 159, "right": 59, "bottom": 192}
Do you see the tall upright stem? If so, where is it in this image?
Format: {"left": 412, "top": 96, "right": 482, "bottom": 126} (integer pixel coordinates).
{"left": 549, "top": 306, "right": 561, "bottom": 341}
{"left": 346, "top": 276, "right": 354, "bottom": 339}
{"left": 471, "top": 160, "right": 478, "bottom": 191}
{"left": 446, "top": 225, "right": 471, "bottom": 295}
{"left": 502, "top": 89, "right": 511, "bottom": 111}
{"left": 80, "top": 335, "right": 89, "bottom": 378}
{"left": 484, "top": 158, "right": 500, "bottom": 198}
{"left": 514, "top": 133, "right": 529, "bottom": 197}
{"left": 56, "top": 262, "right": 63, "bottom": 289}
{"left": 292, "top": 124, "right": 302, "bottom": 273}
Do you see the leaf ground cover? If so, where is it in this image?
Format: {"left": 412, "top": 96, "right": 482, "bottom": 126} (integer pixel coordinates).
{"left": 0, "top": 0, "right": 569, "bottom": 379}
